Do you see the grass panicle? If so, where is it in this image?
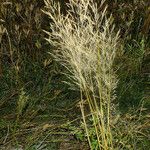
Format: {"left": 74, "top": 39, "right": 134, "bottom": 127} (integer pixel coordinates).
{"left": 44, "top": 0, "right": 120, "bottom": 149}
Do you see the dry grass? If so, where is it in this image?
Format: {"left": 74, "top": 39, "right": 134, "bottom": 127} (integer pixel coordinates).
{"left": 44, "top": 0, "right": 120, "bottom": 149}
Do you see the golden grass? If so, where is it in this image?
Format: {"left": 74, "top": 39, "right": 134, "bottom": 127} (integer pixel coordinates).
{"left": 44, "top": 0, "right": 120, "bottom": 149}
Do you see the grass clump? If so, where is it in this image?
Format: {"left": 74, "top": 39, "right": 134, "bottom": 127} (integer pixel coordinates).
{"left": 44, "top": 0, "right": 120, "bottom": 149}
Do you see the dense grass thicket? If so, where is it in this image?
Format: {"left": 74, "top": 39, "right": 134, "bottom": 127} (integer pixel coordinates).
{"left": 0, "top": 0, "right": 150, "bottom": 149}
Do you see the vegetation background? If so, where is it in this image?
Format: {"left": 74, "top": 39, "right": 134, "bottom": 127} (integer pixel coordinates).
{"left": 0, "top": 0, "right": 150, "bottom": 149}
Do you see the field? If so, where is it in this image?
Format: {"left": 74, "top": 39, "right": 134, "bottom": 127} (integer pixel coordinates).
{"left": 0, "top": 0, "right": 150, "bottom": 149}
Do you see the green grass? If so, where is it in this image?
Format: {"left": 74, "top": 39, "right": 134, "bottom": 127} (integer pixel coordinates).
{"left": 0, "top": 0, "right": 150, "bottom": 149}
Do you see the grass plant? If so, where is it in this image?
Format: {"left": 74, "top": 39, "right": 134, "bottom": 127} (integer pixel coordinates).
{"left": 44, "top": 0, "right": 120, "bottom": 149}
